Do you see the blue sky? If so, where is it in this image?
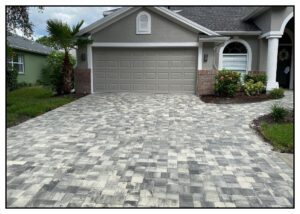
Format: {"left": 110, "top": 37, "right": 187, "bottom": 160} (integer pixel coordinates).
{"left": 27, "top": 7, "right": 118, "bottom": 40}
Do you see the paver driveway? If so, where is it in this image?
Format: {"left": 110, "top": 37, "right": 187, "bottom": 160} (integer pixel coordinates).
{"left": 7, "top": 91, "right": 294, "bottom": 207}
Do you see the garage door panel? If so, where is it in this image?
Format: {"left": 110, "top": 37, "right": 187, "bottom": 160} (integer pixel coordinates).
{"left": 143, "top": 61, "right": 156, "bottom": 68}
{"left": 120, "top": 84, "right": 131, "bottom": 90}
{"left": 93, "top": 48, "right": 196, "bottom": 94}
{"left": 184, "top": 72, "right": 196, "bottom": 79}
{"left": 156, "top": 61, "right": 169, "bottom": 67}
{"left": 120, "top": 60, "right": 131, "bottom": 68}
{"left": 120, "top": 72, "right": 131, "bottom": 80}
{"left": 170, "top": 72, "right": 184, "bottom": 79}
{"left": 144, "top": 73, "right": 156, "bottom": 79}
{"left": 131, "top": 73, "right": 143, "bottom": 79}
{"left": 158, "top": 73, "right": 169, "bottom": 79}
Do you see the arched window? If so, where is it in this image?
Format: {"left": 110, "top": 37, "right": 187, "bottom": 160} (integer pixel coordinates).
{"left": 221, "top": 40, "right": 251, "bottom": 73}
{"left": 136, "top": 11, "right": 151, "bottom": 34}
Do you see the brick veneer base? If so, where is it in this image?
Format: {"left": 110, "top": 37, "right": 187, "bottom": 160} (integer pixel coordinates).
{"left": 196, "top": 70, "right": 218, "bottom": 96}
{"left": 74, "top": 69, "right": 91, "bottom": 94}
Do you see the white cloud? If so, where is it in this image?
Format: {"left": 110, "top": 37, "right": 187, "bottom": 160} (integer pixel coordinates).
{"left": 28, "top": 6, "right": 119, "bottom": 39}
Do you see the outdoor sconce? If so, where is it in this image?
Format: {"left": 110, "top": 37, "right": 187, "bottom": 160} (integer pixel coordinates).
{"left": 81, "top": 53, "right": 86, "bottom": 61}
{"left": 203, "top": 54, "right": 208, "bottom": 62}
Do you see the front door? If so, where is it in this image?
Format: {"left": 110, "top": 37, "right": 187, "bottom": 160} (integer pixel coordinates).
{"left": 276, "top": 46, "right": 292, "bottom": 88}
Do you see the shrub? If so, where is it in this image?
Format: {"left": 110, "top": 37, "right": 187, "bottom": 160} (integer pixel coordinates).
{"left": 40, "top": 51, "right": 75, "bottom": 94}
{"left": 269, "top": 88, "right": 285, "bottom": 99}
{"left": 16, "top": 82, "right": 32, "bottom": 89}
{"left": 244, "top": 72, "right": 267, "bottom": 85}
{"left": 243, "top": 80, "right": 266, "bottom": 96}
{"left": 7, "top": 68, "right": 18, "bottom": 91}
{"left": 271, "top": 105, "right": 288, "bottom": 122}
{"left": 215, "top": 70, "right": 241, "bottom": 97}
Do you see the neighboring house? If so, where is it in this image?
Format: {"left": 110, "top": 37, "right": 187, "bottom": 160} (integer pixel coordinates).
{"left": 75, "top": 6, "right": 294, "bottom": 94}
{"left": 7, "top": 34, "right": 53, "bottom": 84}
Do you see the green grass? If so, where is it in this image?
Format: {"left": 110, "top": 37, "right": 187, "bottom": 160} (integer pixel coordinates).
{"left": 260, "top": 122, "right": 294, "bottom": 153}
{"left": 7, "top": 86, "right": 75, "bottom": 127}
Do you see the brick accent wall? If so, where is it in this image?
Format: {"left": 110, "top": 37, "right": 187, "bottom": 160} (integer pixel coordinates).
{"left": 196, "top": 70, "right": 218, "bottom": 96}
{"left": 74, "top": 69, "right": 91, "bottom": 94}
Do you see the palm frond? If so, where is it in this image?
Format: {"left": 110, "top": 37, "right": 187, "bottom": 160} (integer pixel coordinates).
{"left": 71, "top": 20, "right": 84, "bottom": 36}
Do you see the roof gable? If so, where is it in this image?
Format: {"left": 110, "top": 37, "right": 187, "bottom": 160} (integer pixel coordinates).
{"left": 77, "top": 7, "right": 219, "bottom": 36}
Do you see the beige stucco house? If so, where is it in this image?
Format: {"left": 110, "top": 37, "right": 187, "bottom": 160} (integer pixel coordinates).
{"left": 75, "top": 6, "right": 294, "bottom": 94}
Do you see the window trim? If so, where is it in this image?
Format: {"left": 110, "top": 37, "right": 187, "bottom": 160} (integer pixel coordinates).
{"left": 136, "top": 11, "right": 151, "bottom": 34}
{"left": 7, "top": 54, "right": 25, "bottom": 74}
{"left": 218, "top": 39, "right": 252, "bottom": 72}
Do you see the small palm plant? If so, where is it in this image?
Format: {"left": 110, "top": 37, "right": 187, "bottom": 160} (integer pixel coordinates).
{"left": 46, "top": 19, "right": 91, "bottom": 94}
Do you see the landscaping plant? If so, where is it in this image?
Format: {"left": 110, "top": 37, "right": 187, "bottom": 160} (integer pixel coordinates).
{"left": 243, "top": 79, "right": 266, "bottom": 96}
{"left": 6, "top": 47, "right": 18, "bottom": 91}
{"left": 271, "top": 105, "right": 288, "bottom": 122}
{"left": 46, "top": 19, "right": 92, "bottom": 94}
{"left": 215, "top": 70, "right": 241, "bottom": 97}
{"left": 40, "top": 51, "right": 76, "bottom": 94}
{"left": 269, "top": 88, "right": 285, "bottom": 99}
{"left": 244, "top": 72, "right": 267, "bottom": 85}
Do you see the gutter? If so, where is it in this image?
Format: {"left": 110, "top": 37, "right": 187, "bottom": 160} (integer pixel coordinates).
{"left": 199, "top": 36, "right": 230, "bottom": 42}
{"left": 215, "top": 31, "right": 262, "bottom": 36}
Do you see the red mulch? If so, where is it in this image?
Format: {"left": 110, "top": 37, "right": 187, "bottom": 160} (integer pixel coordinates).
{"left": 200, "top": 92, "right": 271, "bottom": 104}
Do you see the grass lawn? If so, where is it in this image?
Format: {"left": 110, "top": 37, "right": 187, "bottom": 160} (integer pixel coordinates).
{"left": 7, "top": 86, "right": 76, "bottom": 127}
{"left": 260, "top": 122, "right": 294, "bottom": 153}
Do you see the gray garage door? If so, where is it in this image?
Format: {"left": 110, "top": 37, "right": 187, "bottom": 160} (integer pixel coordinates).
{"left": 93, "top": 48, "right": 197, "bottom": 94}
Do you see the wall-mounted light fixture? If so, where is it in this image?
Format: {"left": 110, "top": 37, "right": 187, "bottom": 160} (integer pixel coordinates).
{"left": 203, "top": 54, "right": 208, "bottom": 62}
{"left": 81, "top": 53, "right": 86, "bottom": 61}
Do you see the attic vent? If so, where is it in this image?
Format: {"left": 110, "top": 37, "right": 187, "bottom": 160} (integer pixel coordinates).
{"left": 136, "top": 11, "right": 151, "bottom": 34}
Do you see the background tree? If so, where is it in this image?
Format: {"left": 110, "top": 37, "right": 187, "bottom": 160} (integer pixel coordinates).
{"left": 6, "top": 6, "right": 43, "bottom": 37}
{"left": 6, "top": 6, "right": 43, "bottom": 90}
{"left": 36, "top": 36, "right": 59, "bottom": 49}
{"left": 46, "top": 19, "right": 92, "bottom": 94}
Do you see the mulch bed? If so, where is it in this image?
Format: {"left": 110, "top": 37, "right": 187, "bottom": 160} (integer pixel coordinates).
{"left": 200, "top": 92, "right": 272, "bottom": 104}
{"left": 251, "top": 111, "right": 294, "bottom": 127}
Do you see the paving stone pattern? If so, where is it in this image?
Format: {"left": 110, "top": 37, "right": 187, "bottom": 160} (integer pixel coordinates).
{"left": 7, "top": 91, "right": 294, "bottom": 207}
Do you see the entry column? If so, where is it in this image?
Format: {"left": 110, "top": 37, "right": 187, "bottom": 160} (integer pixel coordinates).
{"left": 266, "top": 36, "right": 280, "bottom": 90}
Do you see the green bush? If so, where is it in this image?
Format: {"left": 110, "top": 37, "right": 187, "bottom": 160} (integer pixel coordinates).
{"left": 244, "top": 72, "right": 267, "bottom": 85}
{"left": 269, "top": 88, "right": 285, "bottom": 99}
{"left": 243, "top": 80, "right": 266, "bottom": 96}
{"left": 40, "top": 51, "right": 75, "bottom": 94}
{"left": 16, "top": 82, "right": 32, "bottom": 89}
{"left": 7, "top": 68, "right": 18, "bottom": 91}
{"left": 271, "top": 105, "right": 288, "bottom": 122}
{"left": 215, "top": 70, "right": 241, "bottom": 97}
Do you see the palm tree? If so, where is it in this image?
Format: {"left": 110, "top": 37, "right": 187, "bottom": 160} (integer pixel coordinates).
{"left": 46, "top": 19, "right": 91, "bottom": 94}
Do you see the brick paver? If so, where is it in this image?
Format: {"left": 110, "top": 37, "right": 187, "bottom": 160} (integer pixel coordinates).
{"left": 7, "top": 91, "right": 294, "bottom": 207}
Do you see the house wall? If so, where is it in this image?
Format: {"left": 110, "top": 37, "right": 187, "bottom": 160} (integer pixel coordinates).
{"left": 258, "top": 39, "right": 268, "bottom": 71}
{"left": 76, "top": 47, "right": 88, "bottom": 69}
{"left": 239, "top": 35, "right": 259, "bottom": 71}
{"left": 270, "top": 7, "right": 293, "bottom": 32}
{"left": 211, "top": 35, "right": 260, "bottom": 71}
{"left": 202, "top": 43, "right": 214, "bottom": 70}
{"left": 16, "top": 50, "right": 48, "bottom": 84}
{"left": 253, "top": 7, "right": 293, "bottom": 34}
{"left": 76, "top": 8, "right": 200, "bottom": 70}
{"left": 92, "top": 8, "right": 199, "bottom": 43}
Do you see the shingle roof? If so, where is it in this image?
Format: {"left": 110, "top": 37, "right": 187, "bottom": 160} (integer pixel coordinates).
{"left": 169, "top": 6, "right": 260, "bottom": 31}
{"left": 7, "top": 34, "right": 53, "bottom": 55}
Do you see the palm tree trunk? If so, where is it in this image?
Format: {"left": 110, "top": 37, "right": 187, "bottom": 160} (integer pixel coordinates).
{"left": 62, "top": 50, "right": 72, "bottom": 94}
